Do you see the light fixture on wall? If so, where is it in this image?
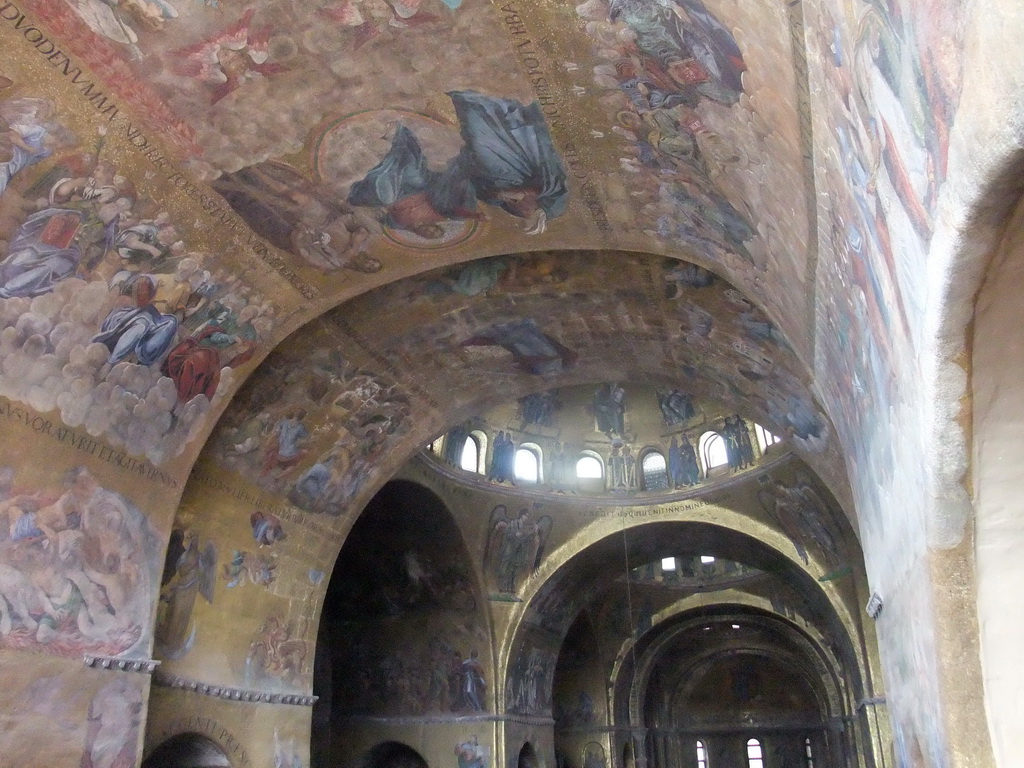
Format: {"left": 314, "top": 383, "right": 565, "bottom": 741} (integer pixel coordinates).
{"left": 866, "top": 592, "right": 884, "bottom": 620}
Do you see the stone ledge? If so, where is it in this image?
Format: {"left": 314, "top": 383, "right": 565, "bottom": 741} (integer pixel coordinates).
{"left": 152, "top": 671, "right": 318, "bottom": 706}
{"left": 83, "top": 655, "right": 160, "bottom": 674}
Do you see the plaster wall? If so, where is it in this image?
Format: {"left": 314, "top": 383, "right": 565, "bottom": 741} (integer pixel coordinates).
{"left": 971, "top": 196, "right": 1024, "bottom": 768}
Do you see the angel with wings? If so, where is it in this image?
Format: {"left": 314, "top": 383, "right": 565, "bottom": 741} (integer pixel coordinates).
{"left": 169, "top": 10, "right": 287, "bottom": 104}
{"left": 757, "top": 473, "right": 843, "bottom": 570}
{"left": 484, "top": 505, "right": 552, "bottom": 596}
{"left": 155, "top": 527, "right": 217, "bottom": 659}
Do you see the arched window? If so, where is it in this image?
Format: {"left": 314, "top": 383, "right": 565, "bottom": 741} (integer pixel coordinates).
{"left": 459, "top": 436, "right": 479, "bottom": 472}
{"left": 698, "top": 431, "right": 728, "bottom": 475}
{"left": 754, "top": 423, "right": 781, "bottom": 453}
{"left": 641, "top": 450, "right": 669, "bottom": 491}
{"left": 468, "top": 430, "right": 489, "bottom": 473}
{"left": 746, "top": 739, "right": 764, "bottom": 768}
{"left": 515, "top": 444, "right": 542, "bottom": 484}
{"left": 695, "top": 740, "right": 708, "bottom": 768}
{"left": 804, "top": 737, "right": 814, "bottom": 768}
{"left": 576, "top": 454, "right": 604, "bottom": 479}
{"left": 575, "top": 451, "right": 605, "bottom": 492}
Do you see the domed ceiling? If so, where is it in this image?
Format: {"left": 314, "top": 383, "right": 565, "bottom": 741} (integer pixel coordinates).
{"left": 205, "top": 250, "right": 843, "bottom": 527}
{"left": 427, "top": 381, "right": 789, "bottom": 498}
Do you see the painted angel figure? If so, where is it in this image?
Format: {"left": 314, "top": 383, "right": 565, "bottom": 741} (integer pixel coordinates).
{"left": 348, "top": 90, "right": 569, "bottom": 239}
{"left": 483, "top": 505, "right": 552, "bottom": 595}
{"left": 318, "top": 0, "right": 464, "bottom": 50}
{"left": 757, "top": 473, "right": 843, "bottom": 569}
{"left": 170, "top": 10, "right": 287, "bottom": 104}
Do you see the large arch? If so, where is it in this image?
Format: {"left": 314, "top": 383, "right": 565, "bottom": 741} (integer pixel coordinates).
{"left": 0, "top": 0, "right": 1020, "bottom": 764}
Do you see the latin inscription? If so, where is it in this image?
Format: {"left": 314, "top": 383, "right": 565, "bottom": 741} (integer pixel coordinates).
{"left": 0, "top": 2, "right": 319, "bottom": 300}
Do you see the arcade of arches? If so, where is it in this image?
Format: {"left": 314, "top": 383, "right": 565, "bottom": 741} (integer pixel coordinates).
{"left": 0, "top": 0, "right": 1020, "bottom": 767}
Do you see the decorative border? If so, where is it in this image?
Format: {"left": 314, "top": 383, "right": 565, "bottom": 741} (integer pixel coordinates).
{"left": 83, "top": 654, "right": 160, "bottom": 674}
{"left": 338, "top": 714, "right": 555, "bottom": 726}
{"left": 152, "top": 671, "right": 317, "bottom": 706}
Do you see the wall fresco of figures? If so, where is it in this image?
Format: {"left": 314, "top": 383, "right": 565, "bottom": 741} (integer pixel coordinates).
{"left": 0, "top": 49, "right": 280, "bottom": 466}
{"left": 0, "top": 654, "right": 148, "bottom": 768}
{"left": 322, "top": 481, "right": 490, "bottom": 717}
{"left": 336, "top": 254, "right": 830, "bottom": 458}
{"left": 803, "top": 0, "right": 971, "bottom": 762}
{"left": 0, "top": 451, "right": 164, "bottom": 658}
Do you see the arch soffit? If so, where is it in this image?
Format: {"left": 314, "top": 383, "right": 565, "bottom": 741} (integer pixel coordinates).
{"left": 612, "top": 601, "right": 852, "bottom": 728}
{"left": 663, "top": 645, "right": 834, "bottom": 727}
{"left": 195, "top": 249, "right": 843, "bottom": 498}
{"left": 320, "top": 477, "right": 495, "bottom": 633}
{"left": 609, "top": 594, "right": 854, "bottom": 724}
{"left": 497, "top": 512, "right": 863, "bottom": 703}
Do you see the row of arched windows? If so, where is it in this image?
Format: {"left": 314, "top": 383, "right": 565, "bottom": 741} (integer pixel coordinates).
{"left": 433, "top": 421, "right": 780, "bottom": 490}
{"left": 694, "top": 738, "right": 814, "bottom": 768}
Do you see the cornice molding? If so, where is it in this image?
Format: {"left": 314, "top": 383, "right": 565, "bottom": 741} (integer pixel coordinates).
{"left": 337, "top": 713, "right": 555, "bottom": 726}
{"left": 83, "top": 654, "right": 160, "bottom": 674}
{"left": 152, "top": 671, "right": 317, "bottom": 706}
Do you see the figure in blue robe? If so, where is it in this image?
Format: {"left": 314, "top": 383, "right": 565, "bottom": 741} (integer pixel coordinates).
{"left": 349, "top": 90, "right": 568, "bottom": 238}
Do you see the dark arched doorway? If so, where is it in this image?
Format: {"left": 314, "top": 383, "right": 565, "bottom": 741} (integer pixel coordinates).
{"left": 142, "top": 734, "right": 232, "bottom": 768}
{"left": 313, "top": 481, "right": 489, "bottom": 768}
{"left": 518, "top": 742, "right": 540, "bottom": 768}
{"left": 363, "top": 742, "right": 430, "bottom": 768}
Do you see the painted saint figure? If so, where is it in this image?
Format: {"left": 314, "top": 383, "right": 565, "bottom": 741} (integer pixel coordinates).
{"left": 463, "top": 319, "right": 576, "bottom": 376}
{"left": 460, "top": 650, "right": 487, "bottom": 711}
{"left": 0, "top": 97, "right": 62, "bottom": 197}
{"left": 593, "top": 383, "right": 626, "bottom": 436}
{"left": 349, "top": 90, "right": 569, "bottom": 238}
{"left": 212, "top": 161, "right": 382, "bottom": 274}
{"left": 155, "top": 528, "right": 217, "bottom": 659}
{"left": 455, "top": 736, "right": 487, "bottom": 768}
{"left": 261, "top": 410, "right": 310, "bottom": 478}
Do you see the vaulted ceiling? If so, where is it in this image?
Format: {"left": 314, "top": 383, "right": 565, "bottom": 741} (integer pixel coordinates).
{"left": 0, "top": 0, "right": 1016, "bottom": 764}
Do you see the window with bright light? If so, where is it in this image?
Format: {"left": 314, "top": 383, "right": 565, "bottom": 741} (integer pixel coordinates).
{"left": 515, "top": 446, "right": 541, "bottom": 483}
{"left": 698, "top": 431, "right": 728, "bottom": 474}
{"left": 746, "top": 739, "right": 763, "bottom": 768}
{"left": 696, "top": 740, "right": 707, "bottom": 768}
{"left": 661, "top": 557, "right": 676, "bottom": 572}
{"left": 459, "top": 436, "right": 479, "bottom": 472}
{"left": 576, "top": 455, "right": 603, "bottom": 479}
{"left": 641, "top": 450, "right": 669, "bottom": 490}
{"left": 804, "top": 737, "right": 814, "bottom": 768}
{"left": 700, "top": 555, "right": 716, "bottom": 564}
{"left": 755, "top": 423, "right": 781, "bottom": 453}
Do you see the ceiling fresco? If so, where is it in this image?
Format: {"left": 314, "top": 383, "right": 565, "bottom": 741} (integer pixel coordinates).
{"left": 10, "top": 0, "right": 818, "bottom": 353}
{"left": 205, "top": 251, "right": 843, "bottom": 520}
